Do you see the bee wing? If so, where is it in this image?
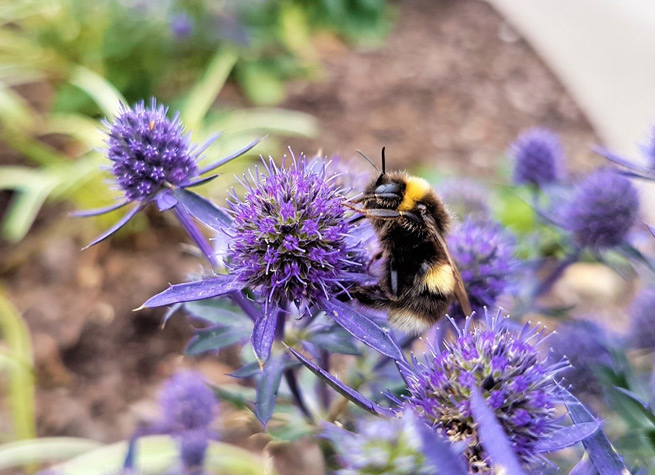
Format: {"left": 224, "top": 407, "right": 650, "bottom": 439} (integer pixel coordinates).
{"left": 421, "top": 211, "right": 472, "bottom": 317}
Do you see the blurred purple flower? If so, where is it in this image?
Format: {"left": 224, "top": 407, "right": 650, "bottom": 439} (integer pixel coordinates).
{"left": 447, "top": 217, "right": 519, "bottom": 319}
{"left": 438, "top": 177, "right": 490, "bottom": 219}
{"left": 562, "top": 170, "right": 639, "bottom": 249}
{"left": 74, "top": 99, "right": 259, "bottom": 251}
{"left": 159, "top": 371, "right": 217, "bottom": 433}
{"left": 628, "top": 288, "right": 655, "bottom": 349}
{"left": 510, "top": 128, "right": 565, "bottom": 186}
{"left": 548, "top": 319, "right": 612, "bottom": 397}
{"left": 170, "top": 12, "right": 194, "bottom": 38}
{"left": 180, "top": 429, "right": 210, "bottom": 473}
{"left": 404, "top": 311, "right": 566, "bottom": 470}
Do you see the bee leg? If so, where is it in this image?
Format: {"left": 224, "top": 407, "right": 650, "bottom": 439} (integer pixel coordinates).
{"left": 347, "top": 284, "right": 393, "bottom": 309}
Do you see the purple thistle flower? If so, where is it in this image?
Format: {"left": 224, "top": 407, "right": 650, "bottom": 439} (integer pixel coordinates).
{"left": 510, "top": 128, "right": 565, "bottom": 187}
{"left": 404, "top": 311, "right": 565, "bottom": 471}
{"left": 170, "top": 12, "right": 194, "bottom": 38}
{"left": 628, "top": 288, "right": 655, "bottom": 349}
{"left": 438, "top": 178, "right": 490, "bottom": 219}
{"left": 447, "top": 218, "right": 519, "bottom": 319}
{"left": 226, "top": 154, "right": 365, "bottom": 308}
{"left": 562, "top": 170, "right": 639, "bottom": 249}
{"left": 548, "top": 319, "right": 612, "bottom": 397}
{"left": 74, "top": 99, "right": 260, "bottom": 252}
{"left": 324, "top": 412, "right": 433, "bottom": 475}
{"left": 158, "top": 371, "right": 217, "bottom": 433}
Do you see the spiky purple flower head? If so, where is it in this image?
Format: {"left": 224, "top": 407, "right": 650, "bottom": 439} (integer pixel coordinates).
{"left": 106, "top": 99, "right": 199, "bottom": 202}
{"left": 447, "top": 218, "right": 519, "bottom": 319}
{"left": 562, "top": 169, "right": 639, "bottom": 249}
{"left": 438, "top": 178, "right": 490, "bottom": 219}
{"left": 405, "top": 311, "right": 564, "bottom": 471}
{"left": 548, "top": 319, "right": 611, "bottom": 397}
{"left": 226, "top": 154, "right": 365, "bottom": 309}
{"left": 510, "top": 128, "right": 565, "bottom": 187}
{"left": 75, "top": 99, "right": 259, "bottom": 251}
{"left": 628, "top": 288, "right": 655, "bottom": 349}
{"left": 158, "top": 371, "right": 217, "bottom": 433}
{"left": 324, "top": 411, "right": 431, "bottom": 475}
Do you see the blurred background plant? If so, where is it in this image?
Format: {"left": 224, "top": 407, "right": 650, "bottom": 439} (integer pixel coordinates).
{"left": 0, "top": 0, "right": 392, "bottom": 243}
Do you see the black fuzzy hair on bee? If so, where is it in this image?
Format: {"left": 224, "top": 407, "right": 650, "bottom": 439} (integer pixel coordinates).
{"left": 345, "top": 148, "right": 471, "bottom": 333}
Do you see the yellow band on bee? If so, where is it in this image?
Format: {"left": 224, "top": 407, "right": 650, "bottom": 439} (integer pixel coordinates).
{"left": 424, "top": 263, "right": 455, "bottom": 294}
{"left": 398, "top": 176, "right": 431, "bottom": 211}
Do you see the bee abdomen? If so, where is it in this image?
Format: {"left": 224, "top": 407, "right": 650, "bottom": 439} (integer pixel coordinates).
{"left": 422, "top": 263, "right": 455, "bottom": 295}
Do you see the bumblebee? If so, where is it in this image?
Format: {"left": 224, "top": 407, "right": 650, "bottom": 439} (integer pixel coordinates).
{"left": 346, "top": 148, "right": 471, "bottom": 333}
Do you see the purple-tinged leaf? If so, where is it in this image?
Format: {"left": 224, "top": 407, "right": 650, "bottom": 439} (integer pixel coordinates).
{"left": 306, "top": 328, "right": 361, "bottom": 356}
{"left": 185, "top": 301, "right": 253, "bottom": 328}
{"left": 560, "top": 386, "right": 629, "bottom": 475}
{"left": 647, "top": 222, "right": 655, "bottom": 239}
{"left": 412, "top": 413, "right": 468, "bottom": 474}
{"left": 613, "top": 386, "right": 655, "bottom": 425}
{"left": 70, "top": 200, "right": 129, "bottom": 217}
{"left": 469, "top": 386, "right": 527, "bottom": 475}
{"left": 156, "top": 190, "right": 178, "bottom": 211}
{"left": 255, "top": 355, "right": 285, "bottom": 426}
{"left": 286, "top": 345, "right": 395, "bottom": 417}
{"left": 321, "top": 298, "right": 404, "bottom": 361}
{"left": 82, "top": 204, "right": 143, "bottom": 250}
{"left": 142, "top": 274, "right": 242, "bottom": 308}
{"left": 617, "top": 243, "right": 655, "bottom": 273}
{"left": 252, "top": 304, "right": 280, "bottom": 365}
{"left": 594, "top": 146, "right": 654, "bottom": 174}
{"left": 229, "top": 361, "right": 261, "bottom": 379}
{"left": 198, "top": 137, "right": 263, "bottom": 175}
{"left": 172, "top": 188, "right": 231, "bottom": 231}
{"left": 180, "top": 174, "right": 219, "bottom": 188}
{"left": 569, "top": 455, "right": 599, "bottom": 475}
{"left": 185, "top": 325, "right": 251, "bottom": 355}
{"left": 535, "top": 422, "right": 601, "bottom": 453}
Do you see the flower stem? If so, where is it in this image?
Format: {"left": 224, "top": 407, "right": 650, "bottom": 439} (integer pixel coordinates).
{"left": 532, "top": 249, "right": 581, "bottom": 299}
{"left": 172, "top": 205, "right": 218, "bottom": 267}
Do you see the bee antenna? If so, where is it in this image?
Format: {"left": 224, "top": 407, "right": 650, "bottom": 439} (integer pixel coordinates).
{"left": 356, "top": 149, "right": 380, "bottom": 173}
{"left": 381, "top": 146, "right": 386, "bottom": 175}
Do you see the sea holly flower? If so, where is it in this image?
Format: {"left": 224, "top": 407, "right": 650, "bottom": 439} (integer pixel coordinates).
{"left": 403, "top": 311, "right": 572, "bottom": 471}
{"left": 73, "top": 98, "right": 260, "bottom": 265}
{"left": 438, "top": 178, "right": 490, "bottom": 219}
{"left": 143, "top": 154, "right": 404, "bottom": 367}
{"left": 562, "top": 169, "right": 639, "bottom": 249}
{"left": 548, "top": 319, "right": 612, "bottom": 397}
{"left": 628, "top": 287, "right": 655, "bottom": 349}
{"left": 446, "top": 217, "right": 519, "bottom": 319}
{"left": 509, "top": 128, "right": 565, "bottom": 187}
{"left": 290, "top": 311, "right": 599, "bottom": 472}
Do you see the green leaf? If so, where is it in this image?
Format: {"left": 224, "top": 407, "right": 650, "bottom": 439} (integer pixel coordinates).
{"left": 0, "top": 84, "right": 34, "bottom": 132}
{"left": 1, "top": 177, "right": 57, "bottom": 242}
{"left": 49, "top": 435, "right": 274, "bottom": 475}
{"left": 236, "top": 61, "right": 286, "bottom": 106}
{"left": 491, "top": 186, "right": 536, "bottom": 233}
{"left": 68, "top": 65, "right": 126, "bottom": 118}
{"left": 0, "top": 292, "right": 35, "bottom": 440}
{"left": 0, "top": 437, "right": 101, "bottom": 470}
{"left": 181, "top": 48, "right": 239, "bottom": 132}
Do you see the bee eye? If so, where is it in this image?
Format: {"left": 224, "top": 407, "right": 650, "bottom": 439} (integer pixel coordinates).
{"left": 375, "top": 183, "right": 400, "bottom": 195}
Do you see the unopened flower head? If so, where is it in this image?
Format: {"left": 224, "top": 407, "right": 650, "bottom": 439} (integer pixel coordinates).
{"left": 405, "top": 311, "right": 563, "bottom": 471}
{"left": 105, "top": 99, "right": 198, "bottom": 202}
{"left": 325, "top": 412, "right": 431, "bottom": 475}
{"left": 158, "top": 371, "right": 217, "bottom": 433}
{"left": 548, "top": 319, "right": 611, "bottom": 397}
{"left": 628, "top": 288, "right": 655, "bottom": 349}
{"left": 510, "top": 128, "right": 565, "bottom": 186}
{"left": 564, "top": 170, "right": 639, "bottom": 249}
{"left": 226, "top": 154, "right": 365, "bottom": 308}
{"left": 447, "top": 218, "right": 518, "bottom": 319}
{"left": 179, "top": 429, "right": 210, "bottom": 471}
